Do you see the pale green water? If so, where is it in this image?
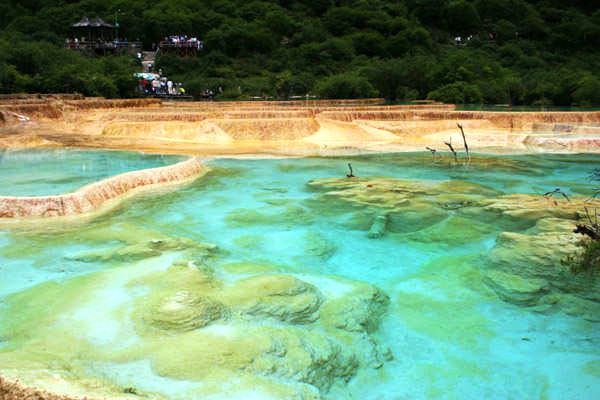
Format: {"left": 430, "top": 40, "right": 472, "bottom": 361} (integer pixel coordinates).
{"left": 0, "top": 148, "right": 185, "bottom": 196}
{"left": 0, "top": 151, "right": 599, "bottom": 399}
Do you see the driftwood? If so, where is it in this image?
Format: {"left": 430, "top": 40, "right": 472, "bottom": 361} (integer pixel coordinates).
{"left": 543, "top": 188, "right": 571, "bottom": 202}
{"left": 574, "top": 224, "right": 600, "bottom": 240}
{"left": 443, "top": 138, "right": 458, "bottom": 162}
{"left": 346, "top": 163, "right": 355, "bottom": 178}
{"left": 425, "top": 146, "right": 437, "bottom": 160}
{"left": 457, "top": 123, "right": 470, "bottom": 161}
{"left": 573, "top": 207, "right": 600, "bottom": 240}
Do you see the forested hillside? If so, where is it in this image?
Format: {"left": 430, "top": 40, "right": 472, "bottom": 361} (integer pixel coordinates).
{"left": 1, "top": 0, "right": 599, "bottom": 104}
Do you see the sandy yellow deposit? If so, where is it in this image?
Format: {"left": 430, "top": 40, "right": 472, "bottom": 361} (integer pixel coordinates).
{"left": 1, "top": 96, "right": 600, "bottom": 400}
{"left": 2, "top": 95, "right": 599, "bottom": 155}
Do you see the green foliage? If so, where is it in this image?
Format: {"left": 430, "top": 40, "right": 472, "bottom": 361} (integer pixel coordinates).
{"left": 0, "top": 32, "right": 137, "bottom": 97}
{"left": 315, "top": 73, "right": 377, "bottom": 99}
{"left": 572, "top": 75, "right": 600, "bottom": 106}
{"left": 563, "top": 239, "right": 600, "bottom": 275}
{"left": 0, "top": 0, "right": 598, "bottom": 102}
{"left": 427, "top": 81, "right": 483, "bottom": 104}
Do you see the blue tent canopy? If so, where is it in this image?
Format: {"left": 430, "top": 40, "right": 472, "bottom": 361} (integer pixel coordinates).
{"left": 134, "top": 73, "right": 159, "bottom": 80}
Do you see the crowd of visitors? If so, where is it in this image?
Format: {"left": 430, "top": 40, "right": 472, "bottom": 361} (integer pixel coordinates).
{"left": 154, "top": 35, "right": 203, "bottom": 50}
{"left": 65, "top": 37, "right": 140, "bottom": 49}
{"left": 138, "top": 75, "right": 186, "bottom": 96}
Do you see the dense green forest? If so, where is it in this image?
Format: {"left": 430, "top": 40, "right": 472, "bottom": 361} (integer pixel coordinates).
{"left": 1, "top": 0, "right": 599, "bottom": 104}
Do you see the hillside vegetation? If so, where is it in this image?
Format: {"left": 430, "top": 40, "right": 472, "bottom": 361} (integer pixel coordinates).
{"left": 0, "top": 0, "right": 599, "bottom": 104}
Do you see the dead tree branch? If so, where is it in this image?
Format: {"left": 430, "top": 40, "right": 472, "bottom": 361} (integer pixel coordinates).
{"left": 425, "top": 147, "right": 437, "bottom": 160}
{"left": 574, "top": 224, "right": 600, "bottom": 240}
{"left": 457, "top": 123, "right": 470, "bottom": 161}
{"left": 346, "top": 163, "right": 355, "bottom": 178}
{"left": 443, "top": 138, "right": 457, "bottom": 162}
{"left": 543, "top": 188, "right": 571, "bottom": 202}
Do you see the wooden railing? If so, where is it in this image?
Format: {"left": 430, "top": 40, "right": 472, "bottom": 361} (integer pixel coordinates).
{"left": 65, "top": 41, "right": 143, "bottom": 50}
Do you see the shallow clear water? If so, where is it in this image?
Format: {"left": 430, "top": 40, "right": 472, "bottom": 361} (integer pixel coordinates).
{"left": 1, "top": 151, "right": 599, "bottom": 399}
{"left": 0, "top": 148, "right": 185, "bottom": 196}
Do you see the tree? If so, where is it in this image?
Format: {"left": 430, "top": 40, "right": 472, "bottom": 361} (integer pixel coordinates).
{"left": 315, "top": 73, "right": 378, "bottom": 99}
{"left": 427, "top": 81, "right": 483, "bottom": 104}
{"left": 444, "top": 0, "right": 481, "bottom": 35}
{"left": 572, "top": 75, "right": 600, "bottom": 106}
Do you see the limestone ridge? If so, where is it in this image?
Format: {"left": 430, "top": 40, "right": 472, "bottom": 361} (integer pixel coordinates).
{"left": 5, "top": 99, "right": 600, "bottom": 154}
{"left": 0, "top": 157, "right": 208, "bottom": 219}
{"left": 0, "top": 242, "right": 391, "bottom": 399}
{"left": 131, "top": 261, "right": 391, "bottom": 398}
{"left": 307, "top": 174, "right": 600, "bottom": 320}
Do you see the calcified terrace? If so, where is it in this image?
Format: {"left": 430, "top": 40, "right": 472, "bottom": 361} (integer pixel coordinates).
{"left": 2, "top": 95, "right": 600, "bottom": 155}
{"left": 2, "top": 96, "right": 599, "bottom": 219}
{"left": 1, "top": 96, "right": 600, "bottom": 400}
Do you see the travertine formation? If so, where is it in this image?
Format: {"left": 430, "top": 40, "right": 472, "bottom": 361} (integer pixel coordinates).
{"left": 307, "top": 173, "right": 600, "bottom": 320}
{"left": 3, "top": 95, "right": 599, "bottom": 154}
{"left": 1, "top": 96, "right": 600, "bottom": 399}
{"left": 0, "top": 157, "right": 207, "bottom": 218}
{"left": 0, "top": 230, "right": 390, "bottom": 399}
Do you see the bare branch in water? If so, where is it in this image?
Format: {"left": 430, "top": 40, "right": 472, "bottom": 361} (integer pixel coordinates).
{"left": 425, "top": 147, "right": 437, "bottom": 160}
{"left": 346, "top": 163, "right": 355, "bottom": 178}
{"left": 457, "top": 123, "right": 470, "bottom": 161}
{"left": 443, "top": 138, "right": 457, "bottom": 162}
{"left": 574, "top": 224, "right": 600, "bottom": 240}
{"left": 543, "top": 188, "right": 571, "bottom": 202}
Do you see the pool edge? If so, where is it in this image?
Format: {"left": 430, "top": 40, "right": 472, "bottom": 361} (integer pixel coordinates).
{"left": 0, "top": 157, "right": 208, "bottom": 219}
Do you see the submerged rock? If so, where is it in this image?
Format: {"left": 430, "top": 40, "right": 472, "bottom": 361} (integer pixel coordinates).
{"left": 226, "top": 205, "right": 313, "bottom": 227}
{"left": 69, "top": 236, "right": 219, "bottom": 264}
{"left": 303, "top": 231, "right": 337, "bottom": 260}
{"left": 222, "top": 274, "right": 323, "bottom": 324}
{"left": 147, "top": 290, "right": 227, "bottom": 331}
{"left": 367, "top": 213, "right": 388, "bottom": 239}
{"left": 485, "top": 214, "right": 600, "bottom": 312}
{"left": 244, "top": 328, "right": 360, "bottom": 392}
{"left": 483, "top": 270, "right": 549, "bottom": 306}
{"left": 487, "top": 230, "right": 578, "bottom": 281}
{"left": 402, "top": 215, "right": 494, "bottom": 248}
{"left": 305, "top": 177, "right": 503, "bottom": 234}
{"left": 126, "top": 262, "right": 390, "bottom": 398}
{"left": 318, "top": 278, "right": 390, "bottom": 333}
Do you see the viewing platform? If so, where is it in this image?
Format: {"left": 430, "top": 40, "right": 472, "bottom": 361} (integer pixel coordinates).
{"left": 65, "top": 40, "right": 142, "bottom": 56}
{"left": 158, "top": 39, "right": 203, "bottom": 56}
{"left": 66, "top": 16, "right": 141, "bottom": 56}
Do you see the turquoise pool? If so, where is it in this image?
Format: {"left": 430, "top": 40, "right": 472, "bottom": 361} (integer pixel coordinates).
{"left": 0, "top": 151, "right": 599, "bottom": 400}
{"left": 0, "top": 148, "right": 185, "bottom": 196}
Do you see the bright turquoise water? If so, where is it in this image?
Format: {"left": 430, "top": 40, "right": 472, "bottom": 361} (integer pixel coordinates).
{"left": 0, "top": 151, "right": 599, "bottom": 399}
{"left": 0, "top": 148, "right": 185, "bottom": 196}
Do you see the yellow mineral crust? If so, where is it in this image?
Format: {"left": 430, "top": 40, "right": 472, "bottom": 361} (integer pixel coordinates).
{"left": 306, "top": 175, "right": 600, "bottom": 316}
{"left": 3, "top": 96, "right": 599, "bottom": 154}
{"left": 0, "top": 157, "right": 208, "bottom": 219}
{"left": 0, "top": 252, "right": 390, "bottom": 399}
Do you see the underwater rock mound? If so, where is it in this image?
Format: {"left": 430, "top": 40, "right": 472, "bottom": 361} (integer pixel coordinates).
{"left": 222, "top": 274, "right": 323, "bottom": 324}
{"left": 481, "top": 199, "right": 600, "bottom": 318}
{"left": 307, "top": 175, "right": 600, "bottom": 318}
{"left": 0, "top": 253, "right": 391, "bottom": 399}
{"left": 147, "top": 290, "right": 227, "bottom": 331}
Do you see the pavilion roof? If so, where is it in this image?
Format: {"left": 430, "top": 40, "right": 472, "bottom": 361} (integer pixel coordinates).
{"left": 71, "top": 16, "right": 115, "bottom": 28}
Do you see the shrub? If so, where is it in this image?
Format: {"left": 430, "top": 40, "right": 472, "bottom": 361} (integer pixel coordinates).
{"left": 315, "top": 73, "right": 378, "bottom": 99}
{"left": 563, "top": 239, "right": 600, "bottom": 274}
{"left": 427, "top": 81, "right": 483, "bottom": 104}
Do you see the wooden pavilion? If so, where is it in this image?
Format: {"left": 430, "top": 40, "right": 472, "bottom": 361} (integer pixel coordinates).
{"left": 68, "top": 16, "right": 141, "bottom": 56}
